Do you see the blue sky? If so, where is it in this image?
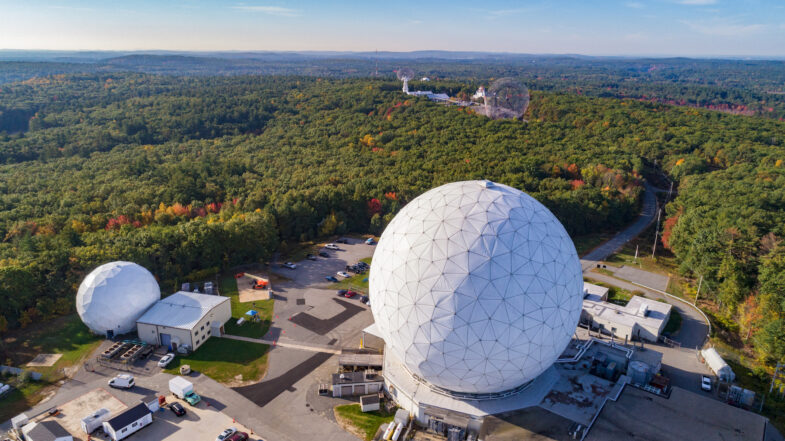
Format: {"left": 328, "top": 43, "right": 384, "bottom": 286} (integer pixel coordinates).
{"left": 1, "top": 0, "right": 784, "bottom": 56}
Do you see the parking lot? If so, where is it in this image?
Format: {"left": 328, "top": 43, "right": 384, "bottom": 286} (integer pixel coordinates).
{"left": 139, "top": 397, "right": 256, "bottom": 441}
{"left": 225, "top": 238, "right": 376, "bottom": 441}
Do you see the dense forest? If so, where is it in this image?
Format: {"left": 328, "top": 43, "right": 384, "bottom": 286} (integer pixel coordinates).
{"left": 0, "top": 69, "right": 784, "bottom": 366}
{"left": 2, "top": 53, "right": 785, "bottom": 121}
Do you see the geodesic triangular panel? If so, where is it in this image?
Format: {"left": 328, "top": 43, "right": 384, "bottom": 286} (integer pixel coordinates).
{"left": 76, "top": 261, "right": 161, "bottom": 335}
{"left": 370, "top": 181, "right": 582, "bottom": 394}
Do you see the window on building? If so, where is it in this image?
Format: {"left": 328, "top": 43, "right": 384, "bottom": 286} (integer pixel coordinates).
{"left": 132, "top": 422, "right": 138, "bottom": 427}
{"left": 195, "top": 330, "right": 199, "bottom": 336}
{"left": 202, "top": 335, "right": 206, "bottom": 341}
{"left": 207, "top": 329, "right": 211, "bottom": 336}
{"left": 201, "top": 325, "right": 204, "bottom": 331}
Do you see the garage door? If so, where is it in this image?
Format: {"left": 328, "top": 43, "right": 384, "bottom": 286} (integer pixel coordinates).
{"left": 367, "top": 384, "right": 380, "bottom": 393}
{"left": 160, "top": 333, "right": 171, "bottom": 348}
{"left": 341, "top": 386, "right": 352, "bottom": 397}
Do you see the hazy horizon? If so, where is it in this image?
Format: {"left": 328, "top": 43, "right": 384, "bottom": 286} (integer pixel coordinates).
{"left": 1, "top": 0, "right": 784, "bottom": 57}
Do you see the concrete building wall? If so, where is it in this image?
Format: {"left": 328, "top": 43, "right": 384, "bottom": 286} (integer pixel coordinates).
{"left": 103, "top": 413, "right": 152, "bottom": 441}
{"left": 136, "top": 298, "right": 230, "bottom": 350}
{"left": 591, "top": 317, "right": 635, "bottom": 343}
{"left": 138, "top": 323, "right": 194, "bottom": 349}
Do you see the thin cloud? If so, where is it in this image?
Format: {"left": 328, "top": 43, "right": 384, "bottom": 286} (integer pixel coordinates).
{"left": 232, "top": 5, "right": 300, "bottom": 17}
{"left": 683, "top": 19, "right": 766, "bottom": 36}
{"left": 625, "top": 2, "right": 644, "bottom": 9}
{"left": 487, "top": 7, "right": 538, "bottom": 18}
{"left": 675, "top": 0, "right": 717, "bottom": 5}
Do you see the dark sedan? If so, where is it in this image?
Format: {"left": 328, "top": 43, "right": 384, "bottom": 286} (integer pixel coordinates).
{"left": 169, "top": 402, "right": 186, "bottom": 417}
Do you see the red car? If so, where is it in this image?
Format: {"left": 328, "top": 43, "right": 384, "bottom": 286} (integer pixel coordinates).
{"left": 226, "top": 432, "right": 249, "bottom": 441}
{"left": 344, "top": 290, "right": 357, "bottom": 298}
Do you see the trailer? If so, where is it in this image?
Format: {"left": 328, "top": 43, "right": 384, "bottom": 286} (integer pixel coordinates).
{"left": 80, "top": 408, "right": 111, "bottom": 434}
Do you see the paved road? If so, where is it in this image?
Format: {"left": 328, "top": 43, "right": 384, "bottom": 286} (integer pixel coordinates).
{"left": 581, "top": 183, "right": 657, "bottom": 271}
{"left": 585, "top": 271, "right": 708, "bottom": 349}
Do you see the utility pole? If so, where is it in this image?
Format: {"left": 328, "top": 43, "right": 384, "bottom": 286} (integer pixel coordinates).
{"left": 634, "top": 244, "right": 639, "bottom": 264}
{"left": 667, "top": 181, "right": 673, "bottom": 202}
{"left": 770, "top": 362, "right": 783, "bottom": 394}
{"left": 694, "top": 274, "right": 703, "bottom": 306}
{"left": 652, "top": 207, "right": 662, "bottom": 259}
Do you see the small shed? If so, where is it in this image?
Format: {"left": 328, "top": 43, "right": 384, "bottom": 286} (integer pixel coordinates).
{"left": 140, "top": 394, "right": 160, "bottom": 412}
{"left": 23, "top": 421, "right": 73, "bottom": 441}
{"left": 360, "top": 394, "right": 380, "bottom": 412}
{"left": 102, "top": 403, "right": 153, "bottom": 441}
{"left": 701, "top": 347, "right": 735, "bottom": 382}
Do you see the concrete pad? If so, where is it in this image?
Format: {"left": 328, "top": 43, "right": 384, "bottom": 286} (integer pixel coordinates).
{"left": 611, "top": 265, "right": 670, "bottom": 292}
{"left": 27, "top": 353, "right": 63, "bottom": 367}
{"left": 238, "top": 274, "right": 272, "bottom": 303}
{"left": 34, "top": 388, "right": 127, "bottom": 440}
{"left": 148, "top": 397, "right": 258, "bottom": 441}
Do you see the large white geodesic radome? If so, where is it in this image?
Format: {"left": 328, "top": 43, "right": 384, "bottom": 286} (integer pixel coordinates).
{"left": 76, "top": 261, "right": 161, "bottom": 335}
{"left": 370, "top": 181, "right": 583, "bottom": 394}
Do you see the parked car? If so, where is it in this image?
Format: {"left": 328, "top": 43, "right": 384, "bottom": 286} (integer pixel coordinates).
{"left": 169, "top": 402, "right": 186, "bottom": 417}
{"left": 108, "top": 374, "right": 134, "bottom": 389}
{"left": 336, "top": 238, "right": 349, "bottom": 244}
{"left": 158, "top": 353, "right": 175, "bottom": 368}
{"left": 357, "top": 261, "right": 370, "bottom": 269}
{"left": 337, "top": 289, "right": 348, "bottom": 296}
{"left": 325, "top": 243, "right": 340, "bottom": 250}
{"left": 216, "top": 427, "right": 238, "bottom": 441}
{"left": 337, "top": 271, "right": 351, "bottom": 278}
{"left": 282, "top": 262, "right": 297, "bottom": 269}
{"left": 306, "top": 254, "right": 317, "bottom": 261}
{"left": 325, "top": 276, "right": 339, "bottom": 282}
{"left": 319, "top": 251, "right": 330, "bottom": 258}
{"left": 701, "top": 375, "right": 712, "bottom": 391}
{"left": 365, "top": 238, "right": 375, "bottom": 245}
{"left": 360, "top": 295, "right": 369, "bottom": 304}
{"left": 226, "top": 432, "right": 249, "bottom": 441}
{"left": 344, "top": 290, "right": 357, "bottom": 298}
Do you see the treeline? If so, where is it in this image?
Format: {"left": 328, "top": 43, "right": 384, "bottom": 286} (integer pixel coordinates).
{"left": 2, "top": 73, "right": 785, "bottom": 367}
{"left": 0, "top": 74, "right": 644, "bottom": 331}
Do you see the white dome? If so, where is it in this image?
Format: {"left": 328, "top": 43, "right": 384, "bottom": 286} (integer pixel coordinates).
{"left": 76, "top": 261, "right": 161, "bottom": 335}
{"left": 369, "top": 181, "right": 583, "bottom": 394}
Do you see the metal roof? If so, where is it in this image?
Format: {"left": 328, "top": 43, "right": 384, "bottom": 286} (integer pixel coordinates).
{"left": 136, "top": 291, "right": 229, "bottom": 330}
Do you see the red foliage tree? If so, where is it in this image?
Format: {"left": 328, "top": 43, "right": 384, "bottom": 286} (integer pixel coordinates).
{"left": 367, "top": 198, "right": 382, "bottom": 215}
{"left": 661, "top": 212, "right": 681, "bottom": 250}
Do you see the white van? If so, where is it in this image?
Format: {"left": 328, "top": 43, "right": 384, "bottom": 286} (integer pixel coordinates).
{"left": 108, "top": 374, "right": 135, "bottom": 389}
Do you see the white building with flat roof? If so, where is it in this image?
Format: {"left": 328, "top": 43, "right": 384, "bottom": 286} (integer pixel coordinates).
{"left": 136, "top": 291, "right": 230, "bottom": 351}
{"left": 581, "top": 283, "right": 671, "bottom": 343}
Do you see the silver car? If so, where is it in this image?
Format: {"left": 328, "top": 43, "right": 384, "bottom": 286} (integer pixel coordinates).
{"left": 216, "top": 427, "right": 237, "bottom": 441}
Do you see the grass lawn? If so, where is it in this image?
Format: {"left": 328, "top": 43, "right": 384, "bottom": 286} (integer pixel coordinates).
{"left": 663, "top": 308, "right": 682, "bottom": 335}
{"left": 605, "top": 222, "right": 679, "bottom": 276}
{"left": 0, "top": 314, "right": 102, "bottom": 422}
{"left": 334, "top": 404, "right": 396, "bottom": 441}
{"left": 584, "top": 278, "right": 635, "bottom": 306}
{"left": 220, "top": 276, "right": 274, "bottom": 339}
{"left": 163, "top": 337, "right": 269, "bottom": 383}
{"left": 572, "top": 232, "right": 615, "bottom": 256}
{"left": 330, "top": 257, "right": 372, "bottom": 294}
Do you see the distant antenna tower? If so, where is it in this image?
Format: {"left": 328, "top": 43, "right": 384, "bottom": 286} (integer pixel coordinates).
{"left": 484, "top": 78, "right": 530, "bottom": 120}
{"left": 396, "top": 67, "right": 415, "bottom": 94}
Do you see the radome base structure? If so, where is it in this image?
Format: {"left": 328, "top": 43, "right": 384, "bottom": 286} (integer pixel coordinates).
{"left": 368, "top": 180, "right": 583, "bottom": 425}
